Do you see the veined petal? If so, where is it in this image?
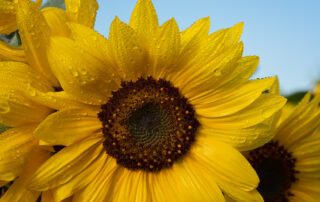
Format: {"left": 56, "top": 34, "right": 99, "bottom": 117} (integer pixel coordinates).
{"left": 0, "top": 126, "right": 37, "bottom": 181}
{"left": 0, "top": 93, "right": 51, "bottom": 127}
{"left": 0, "top": 0, "right": 16, "bottom": 34}
{"left": 290, "top": 190, "right": 317, "bottom": 202}
{"left": 48, "top": 36, "right": 120, "bottom": 105}
{"left": 41, "top": 191, "right": 55, "bottom": 202}
{"left": 276, "top": 94, "right": 320, "bottom": 149}
{"left": 29, "top": 136, "right": 103, "bottom": 191}
{"left": 0, "top": 62, "right": 52, "bottom": 126}
{"left": 150, "top": 156, "right": 224, "bottom": 202}
{"left": 0, "top": 61, "right": 52, "bottom": 92}
{"left": 193, "top": 77, "right": 277, "bottom": 117}
{"left": 67, "top": 22, "right": 123, "bottom": 78}
{"left": 72, "top": 157, "right": 119, "bottom": 202}
{"left": 180, "top": 42, "right": 243, "bottom": 99}
{"left": 129, "top": 0, "right": 159, "bottom": 50}
{"left": 17, "top": 0, "right": 58, "bottom": 86}
{"left": 25, "top": 90, "right": 98, "bottom": 111}
{"left": 171, "top": 22, "right": 244, "bottom": 86}
{"left": 65, "top": 0, "right": 98, "bottom": 28}
{"left": 198, "top": 94, "right": 286, "bottom": 129}
{"left": 52, "top": 153, "right": 107, "bottom": 201}
{"left": 150, "top": 18, "right": 181, "bottom": 78}
{"left": 0, "top": 146, "right": 50, "bottom": 202}
{"left": 191, "top": 135, "right": 259, "bottom": 191}
{"left": 199, "top": 118, "right": 276, "bottom": 151}
{"left": 176, "top": 17, "right": 210, "bottom": 70}
{"left": 112, "top": 170, "right": 151, "bottom": 202}
{"left": 291, "top": 179, "right": 320, "bottom": 201}
{"left": 34, "top": 108, "right": 101, "bottom": 146}
{"left": 292, "top": 135, "right": 320, "bottom": 159}
{"left": 42, "top": 7, "right": 71, "bottom": 37}
{"left": 224, "top": 189, "right": 263, "bottom": 202}
{"left": 0, "top": 40, "right": 25, "bottom": 62}
{"left": 108, "top": 17, "right": 147, "bottom": 80}
{"left": 187, "top": 56, "right": 260, "bottom": 103}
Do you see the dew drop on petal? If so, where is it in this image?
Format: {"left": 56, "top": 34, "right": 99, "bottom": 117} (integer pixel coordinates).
{"left": 0, "top": 100, "right": 10, "bottom": 113}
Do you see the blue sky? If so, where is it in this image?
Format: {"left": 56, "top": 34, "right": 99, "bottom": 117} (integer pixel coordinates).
{"left": 94, "top": 0, "right": 320, "bottom": 95}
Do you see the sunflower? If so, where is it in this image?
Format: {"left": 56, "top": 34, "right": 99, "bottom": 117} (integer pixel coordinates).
{"left": 0, "top": 0, "right": 99, "bottom": 201}
{"left": 27, "top": 0, "right": 286, "bottom": 201}
{"left": 246, "top": 93, "right": 320, "bottom": 201}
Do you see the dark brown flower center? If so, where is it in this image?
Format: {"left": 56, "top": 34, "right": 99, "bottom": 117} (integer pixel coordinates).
{"left": 98, "top": 77, "right": 199, "bottom": 172}
{"left": 247, "top": 141, "right": 298, "bottom": 202}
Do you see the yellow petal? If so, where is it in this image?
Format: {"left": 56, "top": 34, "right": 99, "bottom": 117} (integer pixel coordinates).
{"left": 0, "top": 0, "right": 16, "bottom": 34}
{"left": 150, "top": 156, "right": 224, "bottom": 202}
{"left": 290, "top": 189, "right": 318, "bottom": 202}
{"left": 150, "top": 18, "right": 181, "bottom": 78}
{"left": 72, "top": 157, "right": 119, "bottom": 202}
{"left": 199, "top": 94, "right": 287, "bottom": 129}
{"left": 0, "top": 40, "right": 25, "bottom": 62}
{"left": 180, "top": 42, "right": 243, "bottom": 99}
{"left": 199, "top": 120, "right": 276, "bottom": 151}
{"left": 42, "top": 7, "right": 71, "bottom": 37}
{"left": 0, "top": 147, "right": 50, "bottom": 202}
{"left": 0, "top": 95, "right": 51, "bottom": 127}
{"left": 109, "top": 17, "right": 146, "bottom": 80}
{"left": 0, "top": 61, "right": 52, "bottom": 92}
{"left": 48, "top": 36, "right": 120, "bottom": 105}
{"left": 65, "top": 0, "right": 98, "bottom": 28}
{"left": 0, "top": 62, "right": 52, "bottom": 126}
{"left": 171, "top": 22, "right": 244, "bottom": 86}
{"left": 175, "top": 17, "right": 210, "bottom": 70}
{"left": 0, "top": 126, "right": 37, "bottom": 181}
{"left": 25, "top": 90, "right": 98, "bottom": 111}
{"left": 291, "top": 179, "right": 320, "bottom": 201}
{"left": 29, "top": 136, "right": 103, "bottom": 191}
{"left": 193, "top": 77, "right": 276, "bottom": 117}
{"left": 17, "top": 0, "right": 58, "bottom": 86}
{"left": 41, "top": 190, "right": 55, "bottom": 202}
{"left": 223, "top": 189, "right": 263, "bottom": 202}
{"left": 112, "top": 170, "right": 151, "bottom": 202}
{"left": 295, "top": 156, "right": 320, "bottom": 173}
{"left": 53, "top": 152, "right": 107, "bottom": 201}
{"left": 67, "top": 22, "right": 123, "bottom": 78}
{"left": 292, "top": 136, "right": 320, "bottom": 159}
{"left": 129, "top": 0, "right": 159, "bottom": 50}
{"left": 34, "top": 108, "right": 101, "bottom": 146}
{"left": 276, "top": 94, "right": 320, "bottom": 149}
{"left": 191, "top": 135, "right": 259, "bottom": 191}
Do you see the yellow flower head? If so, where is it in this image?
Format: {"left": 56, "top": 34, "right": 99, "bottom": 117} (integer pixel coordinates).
{"left": 0, "top": 0, "right": 100, "bottom": 201}
{"left": 247, "top": 93, "right": 320, "bottom": 201}
{"left": 14, "top": 0, "right": 286, "bottom": 201}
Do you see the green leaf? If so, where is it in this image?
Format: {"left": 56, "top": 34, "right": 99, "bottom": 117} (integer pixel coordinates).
{"left": 42, "top": 0, "right": 66, "bottom": 9}
{"left": 286, "top": 91, "right": 308, "bottom": 104}
{"left": 0, "top": 123, "right": 10, "bottom": 134}
{"left": 0, "top": 31, "right": 21, "bottom": 47}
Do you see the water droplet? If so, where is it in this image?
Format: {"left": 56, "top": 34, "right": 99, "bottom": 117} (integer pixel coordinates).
{"left": 79, "top": 79, "right": 87, "bottom": 84}
{"left": 0, "top": 100, "right": 10, "bottom": 113}
{"left": 79, "top": 68, "right": 87, "bottom": 75}
{"left": 69, "top": 5, "right": 79, "bottom": 13}
{"left": 69, "top": 66, "right": 79, "bottom": 77}
{"left": 28, "top": 87, "right": 36, "bottom": 96}
{"left": 262, "top": 109, "right": 270, "bottom": 118}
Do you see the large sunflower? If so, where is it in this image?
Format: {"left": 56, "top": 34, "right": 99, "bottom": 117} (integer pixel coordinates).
{"left": 246, "top": 93, "right": 320, "bottom": 201}
{"left": 27, "top": 0, "right": 286, "bottom": 201}
{"left": 0, "top": 0, "right": 99, "bottom": 201}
